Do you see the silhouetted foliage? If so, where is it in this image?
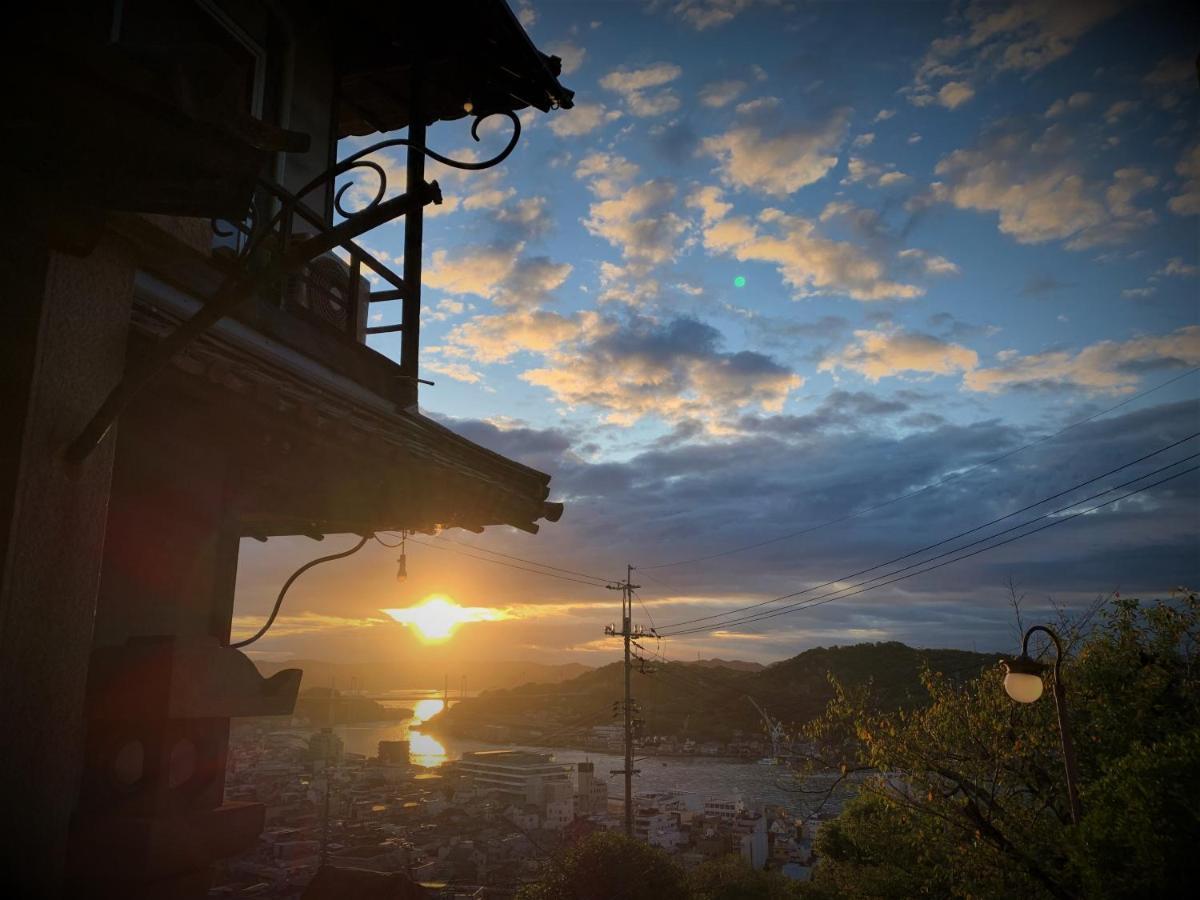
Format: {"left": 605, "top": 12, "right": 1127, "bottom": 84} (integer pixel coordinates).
{"left": 798, "top": 593, "right": 1200, "bottom": 899}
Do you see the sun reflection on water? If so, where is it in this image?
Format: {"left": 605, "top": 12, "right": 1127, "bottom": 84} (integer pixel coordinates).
{"left": 409, "top": 698, "right": 447, "bottom": 767}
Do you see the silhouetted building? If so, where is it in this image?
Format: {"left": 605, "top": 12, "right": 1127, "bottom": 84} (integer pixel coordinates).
{"left": 1, "top": 2, "right": 572, "bottom": 896}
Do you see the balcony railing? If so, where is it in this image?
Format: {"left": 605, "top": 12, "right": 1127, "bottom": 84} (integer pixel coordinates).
{"left": 213, "top": 175, "right": 441, "bottom": 384}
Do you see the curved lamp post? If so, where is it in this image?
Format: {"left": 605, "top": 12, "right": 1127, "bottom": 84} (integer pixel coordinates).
{"left": 1000, "top": 624, "right": 1082, "bottom": 825}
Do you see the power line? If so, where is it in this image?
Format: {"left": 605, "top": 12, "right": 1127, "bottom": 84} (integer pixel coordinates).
{"left": 401, "top": 535, "right": 616, "bottom": 589}
{"left": 661, "top": 464, "right": 1198, "bottom": 638}
{"left": 643, "top": 369, "right": 1200, "bottom": 570}
{"left": 656, "top": 433, "right": 1200, "bottom": 631}
{"left": 424, "top": 532, "right": 613, "bottom": 583}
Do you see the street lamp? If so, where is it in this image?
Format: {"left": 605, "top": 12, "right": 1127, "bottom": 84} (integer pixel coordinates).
{"left": 1000, "top": 624, "right": 1082, "bottom": 825}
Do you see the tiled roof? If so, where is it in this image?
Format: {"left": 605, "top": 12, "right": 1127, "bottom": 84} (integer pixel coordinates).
{"left": 130, "top": 300, "right": 562, "bottom": 537}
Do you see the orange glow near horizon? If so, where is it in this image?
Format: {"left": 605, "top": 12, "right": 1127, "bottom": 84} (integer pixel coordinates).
{"left": 382, "top": 594, "right": 509, "bottom": 643}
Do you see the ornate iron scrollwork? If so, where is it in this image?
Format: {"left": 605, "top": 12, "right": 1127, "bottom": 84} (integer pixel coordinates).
{"left": 321, "top": 109, "right": 523, "bottom": 219}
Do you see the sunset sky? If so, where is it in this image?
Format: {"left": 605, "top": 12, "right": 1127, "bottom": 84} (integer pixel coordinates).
{"left": 233, "top": 0, "right": 1198, "bottom": 670}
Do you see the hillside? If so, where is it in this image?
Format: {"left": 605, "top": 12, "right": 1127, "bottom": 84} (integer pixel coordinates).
{"left": 423, "top": 642, "right": 996, "bottom": 743}
{"left": 688, "top": 658, "right": 765, "bottom": 672}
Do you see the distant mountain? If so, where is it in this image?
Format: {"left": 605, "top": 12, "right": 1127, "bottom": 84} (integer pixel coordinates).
{"left": 253, "top": 658, "right": 593, "bottom": 693}
{"left": 687, "top": 658, "right": 765, "bottom": 672}
{"left": 424, "top": 642, "right": 997, "bottom": 743}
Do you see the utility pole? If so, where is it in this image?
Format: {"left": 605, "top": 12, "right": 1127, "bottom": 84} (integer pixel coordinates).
{"left": 605, "top": 563, "right": 645, "bottom": 837}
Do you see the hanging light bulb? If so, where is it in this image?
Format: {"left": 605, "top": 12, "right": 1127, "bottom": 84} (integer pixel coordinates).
{"left": 396, "top": 532, "right": 407, "bottom": 582}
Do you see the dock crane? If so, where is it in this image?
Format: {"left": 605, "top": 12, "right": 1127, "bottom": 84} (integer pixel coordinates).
{"left": 746, "top": 696, "right": 787, "bottom": 765}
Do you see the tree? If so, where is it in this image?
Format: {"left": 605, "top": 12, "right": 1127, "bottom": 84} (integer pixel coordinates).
{"left": 515, "top": 831, "right": 689, "bottom": 900}
{"left": 797, "top": 593, "right": 1200, "bottom": 900}
{"left": 688, "top": 854, "right": 804, "bottom": 899}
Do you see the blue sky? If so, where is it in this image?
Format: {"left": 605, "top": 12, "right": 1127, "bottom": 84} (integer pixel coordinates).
{"left": 235, "top": 0, "right": 1199, "bottom": 668}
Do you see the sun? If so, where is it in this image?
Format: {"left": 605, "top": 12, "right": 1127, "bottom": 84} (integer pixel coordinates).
{"left": 382, "top": 595, "right": 508, "bottom": 643}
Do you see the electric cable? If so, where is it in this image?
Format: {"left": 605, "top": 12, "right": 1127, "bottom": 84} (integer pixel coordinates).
{"left": 657, "top": 433, "right": 1199, "bottom": 631}
{"left": 643, "top": 369, "right": 1200, "bottom": 569}
{"left": 420, "top": 532, "right": 614, "bottom": 583}
{"left": 661, "top": 464, "right": 1198, "bottom": 638}
{"left": 232, "top": 534, "right": 370, "bottom": 648}
{"left": 403, "top": 535, "right": 615, "bottom": 588}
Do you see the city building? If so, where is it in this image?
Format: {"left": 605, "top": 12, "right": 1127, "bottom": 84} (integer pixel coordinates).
{"left": 456, "top": 750, "right": 573, "bottom": 806}
{"left": 2, "top": 1, "right": 572, "bottom": 895}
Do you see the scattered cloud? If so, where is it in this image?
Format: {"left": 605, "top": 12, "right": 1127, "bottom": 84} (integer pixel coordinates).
{"left": 897, "top": 248, "right": 960, "bottom": 276}
{"left": 932, "top": 121, "right": 1157, "bottom": 248}
{"left": 1104, "top": 99, "right": 1138, "bottom": 126}
{"left": 702, "top": 100, "right": 849, "bottom": 196}
{"left": 852, "top": 132, "right": 875, "bottom": 148}
{"left": 1168, "top": 143, "right": 1200, "bottom": 216}
{"left": 874, "top": 109, "right": 896, "bottom": 122}
{"left": 1144, "top": 55, "right": 1194, "bottom": 86}
{"left": 600, "top": 62, "right": 683, "bottom": 117}
{"left": 442, "top": 309, "right": 598, "bottom": 364}
{"left": 1021, "top": 273, "right": 1074, "bottom": 296}
{"left": 937, "top": 80, "right": 975, "bottom": 110}
{"left": 964, "top": 326, "right": 1200, "bottom": 393}
{"left": 230, "top": 612, "right": 384, "bottom": 641}
{"left": 549, "top": 102, "right": 621, "bottom": 137}
{"left": 842, "top": 156, "right": 910, "bottom": 189}
{"left": 700, "top": 190, "right": 924, "bottom": 301}
{"left": 425, "top": 245, "right": 572, "bottom": 311}
{"left": 820, "top": 328, "right": 978, "bottom": 382}
{"left": 907, "top": 1, "right": 1119, "bottom": 109}
{"left": 699, "top": 79, "right": 747, "bottom": 107}
{"left": 667, "top": 0, "right": 755, "bottom": 30}
{"left": 576, "top": 154, "right": 689, "bottom": 275}
{"left": 545, "top": 40, "right": 586, "bottom": 75}
{"left": 522, "top": 314, "right": 803, "bottom": 427}
{"left": 1044, "top": 91, "right": 1093, "bottom": 117}
{"left": 1158, "top": 257, "right": 1199, "bottom": 277}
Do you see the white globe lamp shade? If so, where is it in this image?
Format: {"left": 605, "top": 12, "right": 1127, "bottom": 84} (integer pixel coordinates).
{"left": 1004, "top": 671, "right": 1045, "bottom": 704}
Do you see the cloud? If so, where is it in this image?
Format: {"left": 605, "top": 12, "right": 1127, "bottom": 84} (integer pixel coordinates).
{"left": 1044, "top": 91, "right": 1094, "bottom": 117}
{"left": 701, "top": 100, "right": 849, "bottom": 196}
{"left": 443, "top": 309, "right": 599, "bottom": 364}
{"left": 600, "top": 62, "right": 683, "bottom": 117}
{"left": 686, "top": 185, "right": 733, "bottom": 226}
{"left": 841, "top": 156, "right": 911, "bottom": 189}
{"left": 852, "top": 132, "right": 875, "bottom": 148}
{"left": 1103, "top": 99, "right": 1138, "bottom": 125}
{"left": 1121, "top": 287, "right": 1156, "bottom": 299}
{"left": 820, "top": 328, "right": 979, "bottom": 382}
{"left": 698, "top": 79, "right": 747, "bottom": 107}
{"left": 937, "top": 81, "right": 975, "bottom": 110}
{"left": 523, "top": 314, "right": 802, "bottom": 428}
{"left": 1168, "top": 143, "right": 1200, "bottom": 216}
{"left": 907, "top": 1, "right": 1119, "bottom": 108}
{"left": 545, "top": 40, "right": 586, "bottom": 75}
{"left": 425, "top": 245, "right": 572, "bottom": 311}
{"left": 700, "top": 191, "right": 923, "bottom": 301}
{"left": 576, "top": 154, "right": 689, "bottom": 273}
{"left": 1144, "top": 55, "right": 1194, "bottom": 86}
{"left": 1021, "top": 273, "right": 1074, "bottom": 296}
{"left": 964, "top": 326, "right": 1200, "bottom": 393}
{"left": 423, "top": 359, "right": 485, "bottom": 384}
{"left": 515, "top": 0, "right": 536, "bottom": 29}
{"left": 548, "top": 102, "right": 621, "bottom": 137}
{"left": 897, "top": 248, "right": 960, "bottom": 276}
{"left": 1157, "top": 257, "right": 1199, "bottom": 277}
{"left": 668, "top": 0, "right": 755, "bottom": 30}
{"left": 874, "top": 109, "right": 896, "bottom": 122}
{"left": 932, "top": 121, "right": 1157, "bottom": 248}
{"left": 230, "top": 612, "right": 384, "bottom": 641}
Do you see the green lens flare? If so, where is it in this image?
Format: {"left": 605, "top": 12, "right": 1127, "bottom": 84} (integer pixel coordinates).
{"left": 733, "top": 275, "right": 746, "bottom": 288}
